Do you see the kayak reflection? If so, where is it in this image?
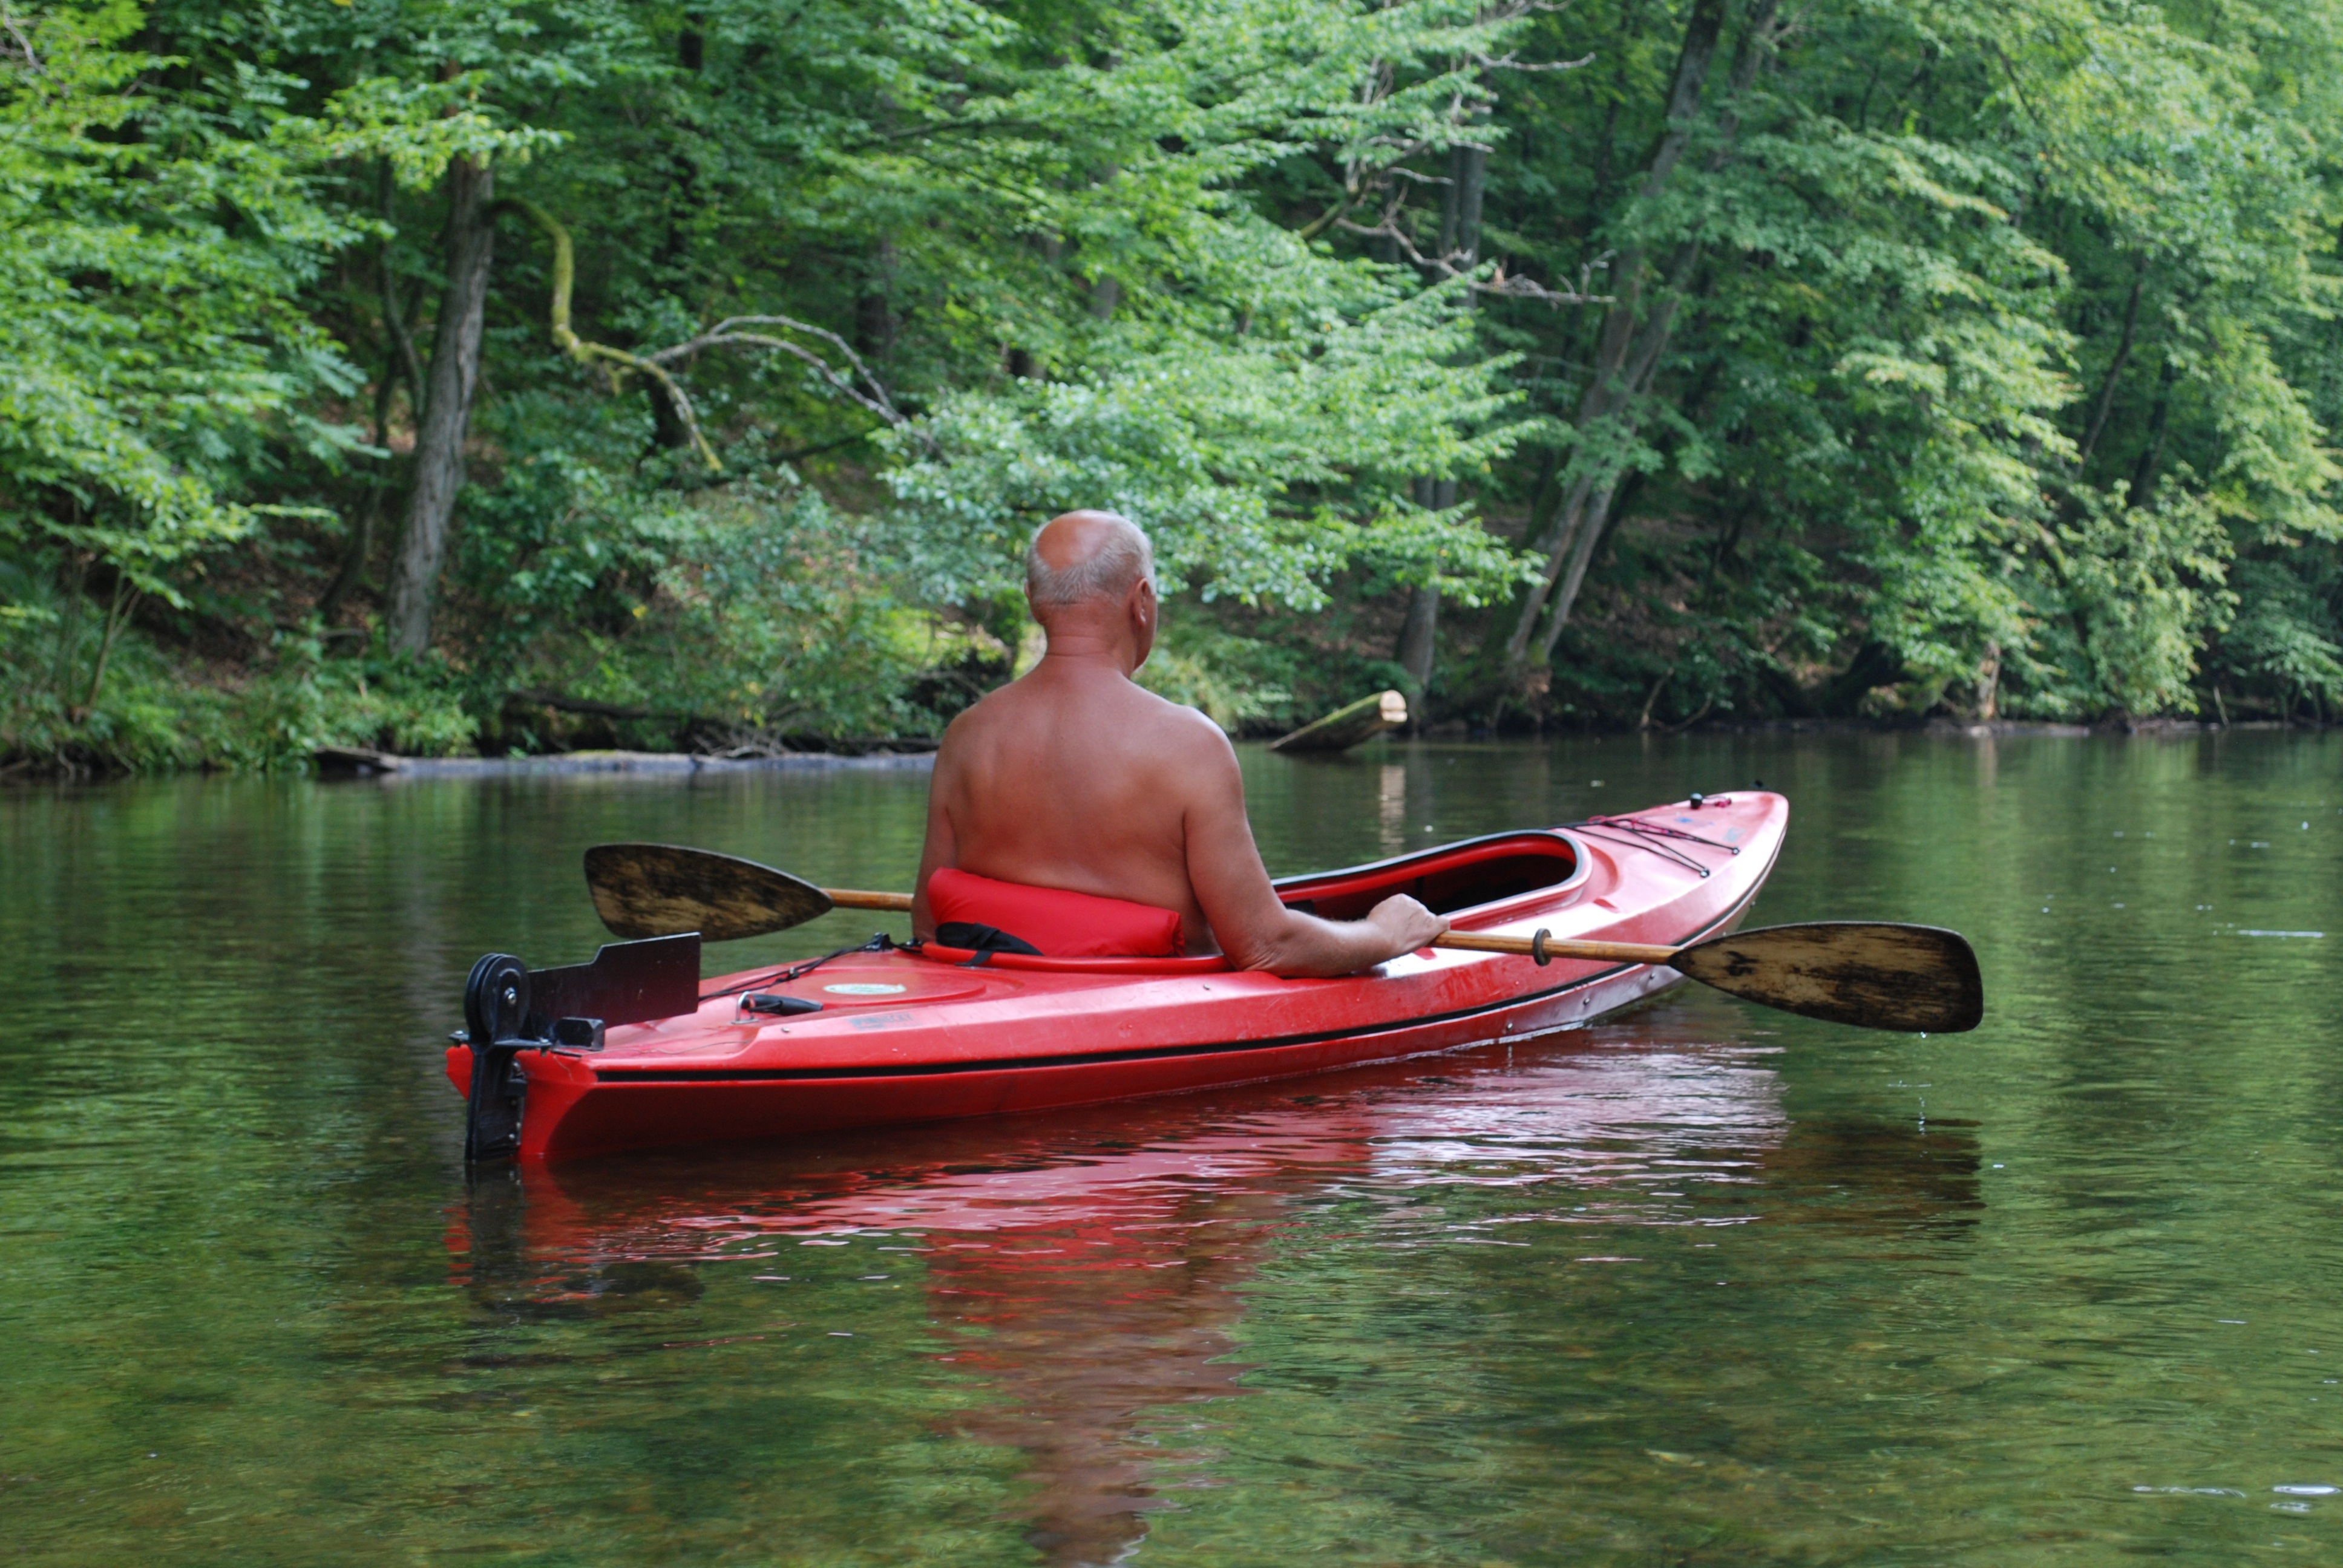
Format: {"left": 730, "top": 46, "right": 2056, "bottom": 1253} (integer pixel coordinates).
{"left": 453, "top": 1015, "right": 1978, "bottom": 1564}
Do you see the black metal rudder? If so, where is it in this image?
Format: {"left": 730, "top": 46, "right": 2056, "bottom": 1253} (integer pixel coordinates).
{"left": 462, "top": 953, "right": 532, "bottom": 1163}
{"left": 526, "top": 932, "right": 701, "bottom": 1033}
{"left": 457, "top": 932, "right": 704, "bottom": 1162}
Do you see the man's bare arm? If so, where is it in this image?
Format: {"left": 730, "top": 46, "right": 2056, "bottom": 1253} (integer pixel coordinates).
{"left": 1179, "top": 727, "right": 1447, "bottom": 977}
{"left": 909, "top": 740, "right": 962, "bottom": 942}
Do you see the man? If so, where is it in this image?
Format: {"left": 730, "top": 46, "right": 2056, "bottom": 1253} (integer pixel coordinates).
{"left": 911, "top": 510, "right": 1449, "bottom": 976}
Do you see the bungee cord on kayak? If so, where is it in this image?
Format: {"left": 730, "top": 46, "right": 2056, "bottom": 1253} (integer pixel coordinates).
{"left": 1562, "top": 811, "right": 1742, "bottom": 878}
{"left": 699, "top": 934, "right": 898, "bottom": 1003}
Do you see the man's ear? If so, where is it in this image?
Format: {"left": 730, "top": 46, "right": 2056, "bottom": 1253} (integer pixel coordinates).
{"left": 1129, "top": 577, "right": 1157, "bottom": 668}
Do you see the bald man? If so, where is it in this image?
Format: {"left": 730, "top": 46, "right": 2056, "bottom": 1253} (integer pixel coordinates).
{"left": 911, "top": 511, "right": 1449, "bottom": 976}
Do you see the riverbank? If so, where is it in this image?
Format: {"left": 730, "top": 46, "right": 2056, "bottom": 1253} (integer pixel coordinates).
{"left": 308, "top": 745, "right": 937, "bottom": 780}
{"left": 16, "top": 711, "right": 2327, "bottom": 786}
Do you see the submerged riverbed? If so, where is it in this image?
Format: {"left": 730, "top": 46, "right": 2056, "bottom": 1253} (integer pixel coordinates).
{"left": 3, "top": 731, "right": 2339, "bottom": 1565}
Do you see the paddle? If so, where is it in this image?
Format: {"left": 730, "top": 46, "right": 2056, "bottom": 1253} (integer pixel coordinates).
{"left": 583, "top": 842, "right": 1983, "bottom": 1034}
{"left": 584, "top": 841, "right": 909, "bottom": 942}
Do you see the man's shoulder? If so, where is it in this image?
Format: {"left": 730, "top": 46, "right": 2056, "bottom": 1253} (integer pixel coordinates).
{"left": 940, "top": 668, "right": 1232, "bottom": 765}
{"left": 1118, "top": 682, "right": 1236, "bottom": 750}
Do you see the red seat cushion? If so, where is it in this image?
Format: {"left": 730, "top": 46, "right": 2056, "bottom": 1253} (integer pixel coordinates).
{"left": 926, "top": 867, "right": 1185, "bottom": 958}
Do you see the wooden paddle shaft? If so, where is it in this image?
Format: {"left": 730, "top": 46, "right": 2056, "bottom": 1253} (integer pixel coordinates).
{"left": 587, "top": 844, "right": 1981, "bottom": 1033}
{"left": 828, "top": 888, "right": 916, "bottom": 912}
{"left": 826, "top": 888, "right": 1675, "bottom": 965}
{"left": 1434, "top": 931, "right": 1679, "bottom": 965}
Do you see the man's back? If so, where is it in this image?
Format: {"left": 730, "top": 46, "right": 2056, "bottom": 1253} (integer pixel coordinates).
{"left": 928, "top": 660, "right": 1231, "bottom": 952}
{"left": 910, "top": 509, "right": 1443, "bottom": 975}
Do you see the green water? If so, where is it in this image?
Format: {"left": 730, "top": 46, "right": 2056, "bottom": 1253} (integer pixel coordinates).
{"left": 3, "top": 733, "right": 2340, "bottom": 1566}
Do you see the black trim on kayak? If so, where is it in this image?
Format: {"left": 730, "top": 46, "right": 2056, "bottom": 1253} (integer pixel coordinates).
{"left": 1268, "top": 826, "right": 1588, "bottom": 895}
{"left": 587, "top": 859, "right": 1772, "bottom": 1086}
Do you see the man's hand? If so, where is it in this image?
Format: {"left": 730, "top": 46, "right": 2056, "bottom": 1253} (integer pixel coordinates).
{"left": 1367, "top": 894, "right": 1450, "bottom": 958}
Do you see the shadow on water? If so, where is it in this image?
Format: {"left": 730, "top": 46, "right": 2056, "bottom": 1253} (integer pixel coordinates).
{"left": 1758, "top": 1117, "right": 1985, "bottom": 1236}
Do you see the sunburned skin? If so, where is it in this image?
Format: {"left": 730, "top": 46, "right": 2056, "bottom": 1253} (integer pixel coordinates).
{"left": 911, "top": 509, "right": 1448, "bottom": 978}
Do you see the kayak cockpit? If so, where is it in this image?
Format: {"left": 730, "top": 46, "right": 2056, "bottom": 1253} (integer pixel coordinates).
{"left": 914, "top": 831, "right": 1588, "bottom": 975}
{"left": 1274, "top": 830, "right": 1585, "bottom": 919}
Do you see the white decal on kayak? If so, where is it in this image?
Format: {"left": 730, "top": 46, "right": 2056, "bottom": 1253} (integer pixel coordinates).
{"left": 850, "top": 1011, "right": 916, "bottom": 1031}
{"left": 825, "top": 982, "right": 908, "bottom": 995}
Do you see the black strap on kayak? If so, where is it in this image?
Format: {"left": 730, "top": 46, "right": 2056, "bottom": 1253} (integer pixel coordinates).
{"left": 936, "top": 922, "right": 1043, "bottom": 965}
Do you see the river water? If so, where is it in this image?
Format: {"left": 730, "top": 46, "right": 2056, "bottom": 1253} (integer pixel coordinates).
{"left": 2, "top": 731, "right": 2339, "bottom": 1565}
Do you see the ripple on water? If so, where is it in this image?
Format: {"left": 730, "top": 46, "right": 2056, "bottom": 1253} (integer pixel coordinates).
{"left": 5, "top": 734, "right": 2342, "bottom": 1567}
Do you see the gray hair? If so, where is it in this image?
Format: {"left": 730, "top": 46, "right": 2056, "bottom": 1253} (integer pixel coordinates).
{"left": 1024, "top": 515, "right": 1158, "bottom": 607}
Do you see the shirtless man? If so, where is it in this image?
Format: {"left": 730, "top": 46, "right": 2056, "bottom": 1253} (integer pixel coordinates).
{"left": 911, "top": 510, "right": 1449, "bottom": 976}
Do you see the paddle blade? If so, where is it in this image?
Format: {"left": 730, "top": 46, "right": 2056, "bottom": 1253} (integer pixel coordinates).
{"left": 1672, "top": 921, "right": 1984, "bottom": 1033}
{"left": 583, "top": 843, "right": 833, "bottom": 942}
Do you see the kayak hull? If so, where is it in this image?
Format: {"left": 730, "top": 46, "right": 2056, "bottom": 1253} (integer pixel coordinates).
{"left": 448, "top": 792, "right": 1788, "bottom": 1162}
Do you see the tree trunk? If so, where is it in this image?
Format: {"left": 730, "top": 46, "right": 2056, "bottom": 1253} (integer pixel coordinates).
{"left": 1511, "top": 263, "right": 1693, "bottom": 661}
{"left": 1539, "top": 480, "right": 1619, "bottom": 661}
{"left": 859, "top": 237, "right": 899, "bottom": 353}
{"left": 79, "top": 575, "right": 133, "bottom": 717}
{"left": 1401, "top": 139, "right": 1490, "bottom": 696}
{"left": 2127, "top": 355, "right": 2177, "bottom": 507}
{"left": 1439, "top": 139, "right": 1487, "bottom": 263}
{"left": 1397, "top": 585, "right": 1440, "bottom": 693}
{"left": 1502, "top": 0, "right": 1731, "bottom": 667}
{"left": 386, "top": 156, "right": 497, "bottom": 657}
{"left": 1505, "top": 0, "right": 1779, "bottom": 670}
{"left": 1400, "top": 475, "right": 1457, "bottom": 693}
{"left": 321, "top": 359, "right": 401, "bottom": 624}
{"left": 2076, "top": 261, "right": 2144, "bottom": 472}
{"left": 1539, "top": 467, "right": 1656, "bottom": 661}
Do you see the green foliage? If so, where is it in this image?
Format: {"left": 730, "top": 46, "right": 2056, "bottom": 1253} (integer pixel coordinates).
{"left": 1135, "top": 615, "right": 1300, "bottom": 731}
{"left": 884, "top": 277, "right": 1534, "bottom": 609}
{"left": 0, "top": 558, "right": 476, "bottom": 768}
{"left": 2217, "top": 555, "right": 2343, "bottom": 713}
{"left": 488, "top": 477, "right": 968, "bottom": 742}
{"left": 1454, "top": 0, "right": 2343, "bottom": 724}
{"left": 7, "top": 0, "right": 2343, "bottom": 771}
{"left": 0, "top": 1, "right": 358, "bottom": 600}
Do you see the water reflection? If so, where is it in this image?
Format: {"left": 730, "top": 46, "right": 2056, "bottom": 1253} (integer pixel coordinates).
{"left": 453, "top": 1012, "right": 1982, "bottom": 1563}
{"left": 24, "top": 733, "right": 2330, "bottom": 1564}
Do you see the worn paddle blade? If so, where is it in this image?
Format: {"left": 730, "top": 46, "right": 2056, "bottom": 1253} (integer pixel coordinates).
{"left": 1672, "top": 921, "right": 1984, "bottom": 1033}
{"left": 583, "top": 842, "right": 833, "bottom": 942}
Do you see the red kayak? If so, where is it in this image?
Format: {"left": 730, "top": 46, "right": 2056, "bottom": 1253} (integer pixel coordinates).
{"left": 447, "top": 791, "right": 1788, "bottom": 1162}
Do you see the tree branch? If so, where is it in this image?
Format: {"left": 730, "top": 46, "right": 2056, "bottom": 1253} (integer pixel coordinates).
{"left": 650, "top": 314, "right": 908, "bottom": 428}
{"left": 496, "top": 197, "right": 721, "bottom": 472}
{"left": 2076, "top": 258, "right": 2145, "bottom": 471}
{"left": 378, "top": 163, "right": 427, "bottom": 407}
{"left": 496, "top": 200, "right": 929, "bottom": 471}
{"left": 0, "top": 1, "right": 43, "bottom": 74}
{"left": 1339, "top": 210, "right": 1612, "bottom": 304}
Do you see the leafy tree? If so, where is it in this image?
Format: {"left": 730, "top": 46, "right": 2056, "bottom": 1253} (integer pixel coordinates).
{"left": 7, "top": 0, "right": 2342, "bottom": 769}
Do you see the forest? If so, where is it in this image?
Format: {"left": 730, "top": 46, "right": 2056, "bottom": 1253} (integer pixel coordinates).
{"left": 3, "top": 0, "right": 2340, "bottom": 770}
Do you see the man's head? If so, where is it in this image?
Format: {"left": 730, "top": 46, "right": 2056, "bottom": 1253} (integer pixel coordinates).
{"left": 1026, "top": 511, "right": 1155, "bottom": 607}
{"left": 1025, "top": 511, "right": 1158, "bottom": 670}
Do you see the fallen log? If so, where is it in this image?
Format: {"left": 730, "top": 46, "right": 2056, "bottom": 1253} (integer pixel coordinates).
{"left": 1268, "top": 690, "right": 1408, "bottom": 754}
